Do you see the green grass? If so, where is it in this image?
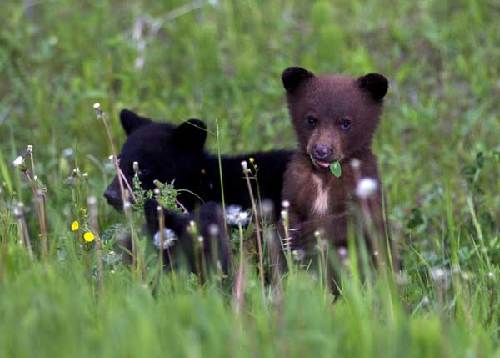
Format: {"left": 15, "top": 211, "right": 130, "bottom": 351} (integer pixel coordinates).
{"left": 0, "top": 0, "right": 499, "bottom": 357}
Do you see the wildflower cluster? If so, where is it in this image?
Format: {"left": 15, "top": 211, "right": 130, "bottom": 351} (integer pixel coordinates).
{"left": 131, "top": 161, "right": 152, "bottom": 210}
{"left": 70, "top": 219, "right": 95, "bottom": 243}
{"left": 153, "top": 180, "right": 182, "bottom": 214}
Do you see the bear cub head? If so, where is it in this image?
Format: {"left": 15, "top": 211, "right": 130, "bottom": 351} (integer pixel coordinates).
{"left": 282, "top": 67, "right": 388, "bottom": 170}
{"left": 104, "top": 109, "right": 208, "bottom": 210}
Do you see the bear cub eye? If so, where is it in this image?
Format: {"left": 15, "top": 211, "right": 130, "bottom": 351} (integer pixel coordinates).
{"left": 306, "top": 115, "right": 318, "bottom": 127}
{"left": 340, "top": 117, "right": 352, "bottom": 131}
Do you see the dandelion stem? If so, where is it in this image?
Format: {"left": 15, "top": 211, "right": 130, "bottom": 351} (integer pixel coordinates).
{"left": 242, "top": 162, "right": 265, "bottom": 297}
{"left": 88, "top": 196, "right": 104, "bottom": 292}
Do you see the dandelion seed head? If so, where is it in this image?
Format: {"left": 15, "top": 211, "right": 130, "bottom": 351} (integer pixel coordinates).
{"left": 282, "top": 200, "right": 290, "bottom": 209}
{"left": 241, "top": 160, "right": 248, "bottom": 172}
{"left": 197, "top": 236, "right": 204, "bottom": 243}
{"left": 208, "top": 224, "right": 219, "bottom": 237}
{"left": 87, "top": 196, "right": 97, "bottom": 206}
{"left": 26, "top": 145, "right": 33, "bottom": 154}
{"left": 355, "top": 177, "right": 378, "bottom": 199}
{"left": 153, "top": 188, "right": 160, "bottom": 195}
{"left": 430, "top": 267, "right": 450, "bottom": 282}
{"left": 350, "top": 158, "right": 361, "bottom": 170}
{"left": 13, "top": 203, "right": 24, "bottom": 217}
{"left": 153, "top": 228, "right": 177, "bottom": 250}
{"left": 132, "top": 161, "right": 139, "bottom": 173}
{"left": 224, "top": 205, "right": 250, "bottom": 226}
{"left": 62, "top": 148, "right": 74, "bottom": 158}
{"left": 337, "top": 247, "right": 348, "bottom": 258}
{"left": 93, "top": 102, "right": 101, "bottom": 110}
{"left": 12, "top": 156, "right": 24, "bottom": 167}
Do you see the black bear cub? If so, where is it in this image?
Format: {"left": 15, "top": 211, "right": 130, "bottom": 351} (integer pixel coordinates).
{"left": 103, "top": 109, "right": 293, "bottom": 275}
{"left": 281, "top": 67, "right": 389, "bottom": 262}
{"left": 104, "top": 109, "right": 293, "bottom": 218}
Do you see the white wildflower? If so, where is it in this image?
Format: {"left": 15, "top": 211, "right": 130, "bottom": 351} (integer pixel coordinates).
{"left": 225, "top": 205, "right": 250, "bottom": 226}
{"left": 337, "top": 247, "right": 348, "bottom": 259}
{"left": 12, "top": 156, "right": 24, "bottom": 167}
{"left": 62, "top": 148, "right": 74, "bottom": 157}
{"left": 208, "top": 224, "right": 219, "bottom": 237}
{"left": 355, "top": 177, "right": 378, "bottom": 199}
{"left": 350, "top": 158, "right": 361, "bottom": 170}
{"left": 153, "top": 228, "right": 177, "bottom": 250}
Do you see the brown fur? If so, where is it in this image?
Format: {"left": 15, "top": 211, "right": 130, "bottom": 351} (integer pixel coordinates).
{"left": 281, "top": 67, "right": 388, "bottom": 259}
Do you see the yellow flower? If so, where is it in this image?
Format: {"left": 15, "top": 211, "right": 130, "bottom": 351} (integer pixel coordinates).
{"left": 83, "top": 232, "right": 95, "bottom": 242}
{"left": 71, "top": 220, "right": 79, "bottom": 231}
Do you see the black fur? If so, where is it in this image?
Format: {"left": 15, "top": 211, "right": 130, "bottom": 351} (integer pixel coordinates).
{"left": 282, "top": 67, "right": 315, "bottom": 93}
{"left": 104, "top": 109, "right": 293, "bottom": 218}
{"left": 144, "top": 200, "right": 231, "bottom": 275}
{"left": 357, "top": 73, "right": 388, "bottom": 101}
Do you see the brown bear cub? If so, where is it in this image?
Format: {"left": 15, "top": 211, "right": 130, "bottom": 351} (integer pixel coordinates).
{"left": 281, "top": 66, "right": 389, "bottom": 265}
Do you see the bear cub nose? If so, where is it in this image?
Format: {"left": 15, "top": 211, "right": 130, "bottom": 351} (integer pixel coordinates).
{"left": 312, "top": 144, "right": 332, "bottom": 161}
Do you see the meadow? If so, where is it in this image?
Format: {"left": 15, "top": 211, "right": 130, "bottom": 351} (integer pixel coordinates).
{"left": 0, "top": 0, "right": 499, "bottom": 357}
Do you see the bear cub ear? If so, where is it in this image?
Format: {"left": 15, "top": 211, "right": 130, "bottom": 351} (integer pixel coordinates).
{"left": 357, "top": 73, "right": 388, "bottom": 101}
{"left": 120, "top": 109, "right": 152, "bottom": 135}
{"left": 174, "top": 118, "right": 207, "bottom": 151}
{"left": 282, "top": 67, "right": 315, "bottom": 93}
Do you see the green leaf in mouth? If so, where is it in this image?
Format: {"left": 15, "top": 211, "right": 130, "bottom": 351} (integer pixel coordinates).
{"left": 329, "top": 161, "right": 342, "bottom": 178}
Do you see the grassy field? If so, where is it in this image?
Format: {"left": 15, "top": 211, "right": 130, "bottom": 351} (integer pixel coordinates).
{"left": 0, "top": 0, "right": 499, "bottom": 357}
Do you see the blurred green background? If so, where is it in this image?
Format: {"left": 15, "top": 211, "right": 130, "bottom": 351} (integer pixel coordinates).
{"left": 1, "top": 0, "right": 498, "bottom": 220}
